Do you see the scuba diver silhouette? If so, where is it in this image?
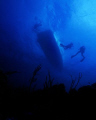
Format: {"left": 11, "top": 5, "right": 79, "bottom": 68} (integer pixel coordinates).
{"left": 33, "top": 16, "right": 42, "bottom": 32}
{"left": 71, "top": 46, "right": 85, "bottom": 62}
{"left": 60, "top": 42, "right": 73, "bottom": 50}
{"left": 33, "top": 22, "right": 42, "bottom": 30}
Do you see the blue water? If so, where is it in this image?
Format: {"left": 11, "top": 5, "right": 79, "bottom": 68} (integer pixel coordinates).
{"left": 0, "top": 0, "right": 96, "bottom": 92}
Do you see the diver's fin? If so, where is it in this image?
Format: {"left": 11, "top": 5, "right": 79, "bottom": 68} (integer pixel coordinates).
{"left": 80, "top": 57, "right": 85, "bottom": 62}
{"left": 71, "top": 55, "right": 75, "bottom": 58}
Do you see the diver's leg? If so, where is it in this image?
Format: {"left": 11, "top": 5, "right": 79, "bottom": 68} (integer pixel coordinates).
{"left": 71, "top": 51, "right": 80, "bottom": 58}
{"left": 80, "top": 53, "right": 85, "bottom": 62}
{"left": 64, "top": 46, "right": 68, "bottom": 50}
{"left": 60, "top": 44, "right": 66, "bottom": 49}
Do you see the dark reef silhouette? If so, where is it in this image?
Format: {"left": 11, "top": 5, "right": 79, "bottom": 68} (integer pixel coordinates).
{"left": 0, "top": 65, "right": 96, "bottom": 120}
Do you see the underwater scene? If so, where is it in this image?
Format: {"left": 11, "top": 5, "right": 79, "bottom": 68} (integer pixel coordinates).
{"left": 0, "top": 0, "right": 96, "bottom": 119}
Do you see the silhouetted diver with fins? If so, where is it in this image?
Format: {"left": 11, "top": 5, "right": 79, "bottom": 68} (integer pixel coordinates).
{"left": 60, "top": 42, "right": 73, "bottom": 50}
{"left": 71, "top": 46, "right": 85, "bottom": 62}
